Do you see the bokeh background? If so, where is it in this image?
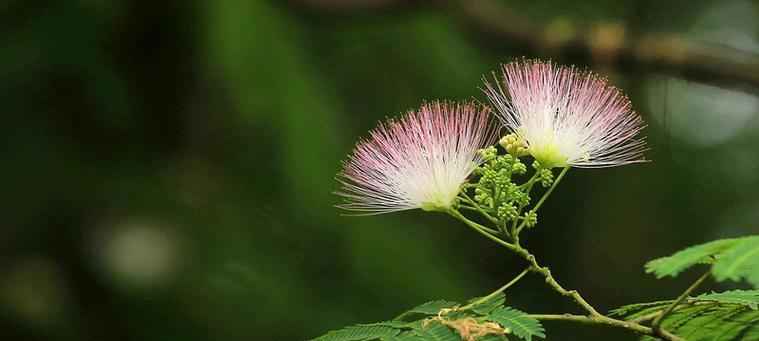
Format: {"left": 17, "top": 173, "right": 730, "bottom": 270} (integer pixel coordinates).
{"left": 1, "top": 0, "right": 758, "bottom": 340}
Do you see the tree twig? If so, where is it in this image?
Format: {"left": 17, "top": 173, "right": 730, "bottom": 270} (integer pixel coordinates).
{"left": 529, "top": 314, "right": 686, "bottom": 341}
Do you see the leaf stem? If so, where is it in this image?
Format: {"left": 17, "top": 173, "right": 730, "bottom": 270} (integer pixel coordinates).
{"left": 514, "top": 167, "right": 569, "bottom": 236}
{"left": 458, "top": 191, "right": 499, "bottom": 226}
{"left": 510, "top": 172, "right": 540, "bottom": 235}
{"left": 650, "top": 270, "right": 710, "bottom": 329}
{"left": 447, "top": 209, "right": 517, "bottom": 251}
{"left": 456, "top": 267, "right": 530, "bottom": 311}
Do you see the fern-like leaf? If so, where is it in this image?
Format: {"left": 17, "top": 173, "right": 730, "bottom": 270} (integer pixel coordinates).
{"left": 471, "top": 293, "right": 506, "bottom": 315}
{"left": 712, "top": 236, "right": 759, "bottom": 287}
{"left": 414, "top": 322, "right": 460, "bottom": 341}
{"left": 616, "top": 298, "right": 759, "bottom": 340}
{"left": 486, "top": 306, "right": 545, "bottom": 341}
{"left": 677, "top": 305, "right": 747, "bottom": 340}
{"left": 645, "top": 237, "right": 746, "bottom": 278}
{"left": 609, "top": 300, "right": 673, "bottom": 318}
{"left": 394, "top": 300, "right": 459, "bottom": 321}
{"left": 691, "top": 290, "right": 759, "bottom": 309}
{"left": 409, "top": 300, "right": 460, "bottom": 315}
{"left": 312, "top": 324, "right": 400, "bottom": 341}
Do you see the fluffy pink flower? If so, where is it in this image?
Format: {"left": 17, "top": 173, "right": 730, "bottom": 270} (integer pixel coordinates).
{"left": 484, "top": 60, "right": 647, "bottom": 168}
{"left": 336, "top": 101, "right": 498, "bottom": 214}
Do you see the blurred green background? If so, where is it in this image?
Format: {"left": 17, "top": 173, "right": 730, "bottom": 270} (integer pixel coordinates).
{"left": 1, "top": 0, "right": 757, "bottom": 340}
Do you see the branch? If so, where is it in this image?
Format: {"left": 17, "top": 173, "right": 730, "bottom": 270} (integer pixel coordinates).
{"left": 287, "top": 0, "right": 410, "bottom": 14}
{"left": 453, "top": 0, "right": 759, "bottom": 93}
{"left": 529, "top": 314, "right": 686, "bottom": 341}
{"left": 515, "top": 247, "right": 602, "bottom": 317}
{"left": 517, "top": 247, "right": 687, "bottom": 341}
{"left": 285, "top": 0, "right": 759, "bottom": 93}
{"left": 450, "top": 207, "right": 686, "bottom": 340}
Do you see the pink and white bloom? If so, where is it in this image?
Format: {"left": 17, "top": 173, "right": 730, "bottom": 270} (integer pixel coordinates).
{"left": 336, "top": 101, "right": 498, "bottom": 214}
{"left": 484, "top": 60, "right": 647, "bottom": 168}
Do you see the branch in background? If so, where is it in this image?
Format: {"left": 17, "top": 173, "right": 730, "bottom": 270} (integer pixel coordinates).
{"left": 454, "top": 0, "right": 759, "bottom": 93}
{"left": 289, "top": 0, "right": 410, "bottom": 13}
{"left": 284, "top": 0, "right": 759, "bottom": 93}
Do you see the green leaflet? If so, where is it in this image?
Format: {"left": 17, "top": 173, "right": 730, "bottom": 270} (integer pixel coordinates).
{"left": 311, "top": 324, "right": 400, "bottom": 341}
{"left": 316, "top": 294, "right": 544, "bottom": 341}
{"left": 712, "top": 236, "right": 759, "bottom": 287}
{"left": 691, "top": 290, "right": 759, "bottom": 309}
{"left": 645, "top": 237, "right": 746, "bottom": 278}
{"left": 677, "top": 305, "right": 747, "bottom": 340}
{"left": 471, "top": 293, "right": 507, "bottom": 315}
{"left": 394, "top": 300, "right": 460, "bottom": 321}
{"left": 614, "top": 291, "right": 759, "bottom": 341}
{"left": 486, "top": 306, "right": 545, "bottom": 341}
{"left": 609, "top": 300, "right": 673, "bottom": 318}
{"left": 635, "top": 305, "right": 759, "bottom": 341}
{"left": 413, "top": 322, "right": 461, "bottom": 341}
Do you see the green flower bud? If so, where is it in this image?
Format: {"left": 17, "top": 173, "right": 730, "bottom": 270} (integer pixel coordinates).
{"left": 499, "top": 133, "right": 529, "bottom": 157}
{"left": 512, "top": 160, "right": 527, "bottom": 175}
{"left": 540, "top": 168, "right": 554, "bottom": 187}
{"left": 477, "top": 146, "right": 498, "bottom": 161}
{"left": 497, "top": 202, "right": 518, "bottom": 222}
{"left": 524, "top": 210, "right": 538, "bottom": 228}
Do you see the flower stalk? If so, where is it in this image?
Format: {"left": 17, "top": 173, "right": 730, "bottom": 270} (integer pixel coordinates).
{"left": 448, "top": 161, "right": 686, "bottom": 341}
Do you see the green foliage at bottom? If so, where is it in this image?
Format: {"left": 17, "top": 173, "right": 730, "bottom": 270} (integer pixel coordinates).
{"left": 312, "top": 294, "right": 543, "bottom": 341}
{"left": 486, "top": 307, "right": 545, "bottom": 341}
{"left": 612, "top": 290, "right": 759, "bottom": 341}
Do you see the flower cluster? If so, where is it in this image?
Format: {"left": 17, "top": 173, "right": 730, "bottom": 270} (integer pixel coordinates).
{"left": 336, "top": 60, "right": 647, "bottom": 216}
{"left": 335, "top": 101, "right": 498, "bottom": 214}
{"left": 484, "top": 60, "right": 647, "bottom": 168}
{"left": 469, "top": 148, "right": 552, "bottom": 229}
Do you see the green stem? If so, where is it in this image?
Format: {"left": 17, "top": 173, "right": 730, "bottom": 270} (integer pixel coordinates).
{"left": 447, "top": 209, "right": 517, "bottom": 252}
{"left": 651, "top": 270, "right": 710, "bottom": 329}
{"left": 510, "top": 172, "right": 540, "bottom": 235}
{"left": 456, "top": 267, "right": 530, "bottom": 311}
{"left": 515, "top": 167, "right": 569, "bottom": 236}
{"left": 533, "top": 167, "right": 569, "bottom": 212}
{"left": 458, "top": 191, "right": 499, "bottom": 226}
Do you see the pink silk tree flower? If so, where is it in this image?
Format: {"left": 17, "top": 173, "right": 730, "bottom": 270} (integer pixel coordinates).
{"left": 336, "top": 101, "right": 499, "bottom": 214}
{"left": 484, "top": 60, "right": 647, "bottom": 168}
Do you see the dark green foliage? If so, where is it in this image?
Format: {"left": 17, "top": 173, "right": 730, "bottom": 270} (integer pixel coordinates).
{"left": 692, "top": 290, "right": 759, "bottom": 309}
{"left": 472, "top": 293, "right": 506, "bottom": 315}
{"left": 313, "top": 324, "right": 401, "bottom": 341}
{"left": 645, "top": 237, "right": 746, "bottom": 278}
{"left": 413, "top": 322, "right": 461, "bottom": 341}
{"left": 613, "top": 290, "right": 759, "bottom": 341}
{"left": 712, "top": 237, "right": 759, "bottom": 287}
{"left": 486, "top": 307, "right": 545, "bottom": 341}
{"left": 609, "top": 300, "right": 673, "bottom": 319}
{"left": 645, "top": 236, "right": 759, "bottom": 287}
{"left": 315, "top": 295, "right": 543, "bottom": 341}
{"left": 394, "top": 300, "right": 461, "bottom": 322}
{"left": 410, "top": 300, "right": 462, "bottom": 315}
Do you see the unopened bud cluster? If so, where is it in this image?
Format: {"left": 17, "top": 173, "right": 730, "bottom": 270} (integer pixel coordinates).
{"left": 499, "top": 133, "right": 529, "bottom": 157}
{"left": 467, "top": 144, "right": 554, "bottom": 230}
